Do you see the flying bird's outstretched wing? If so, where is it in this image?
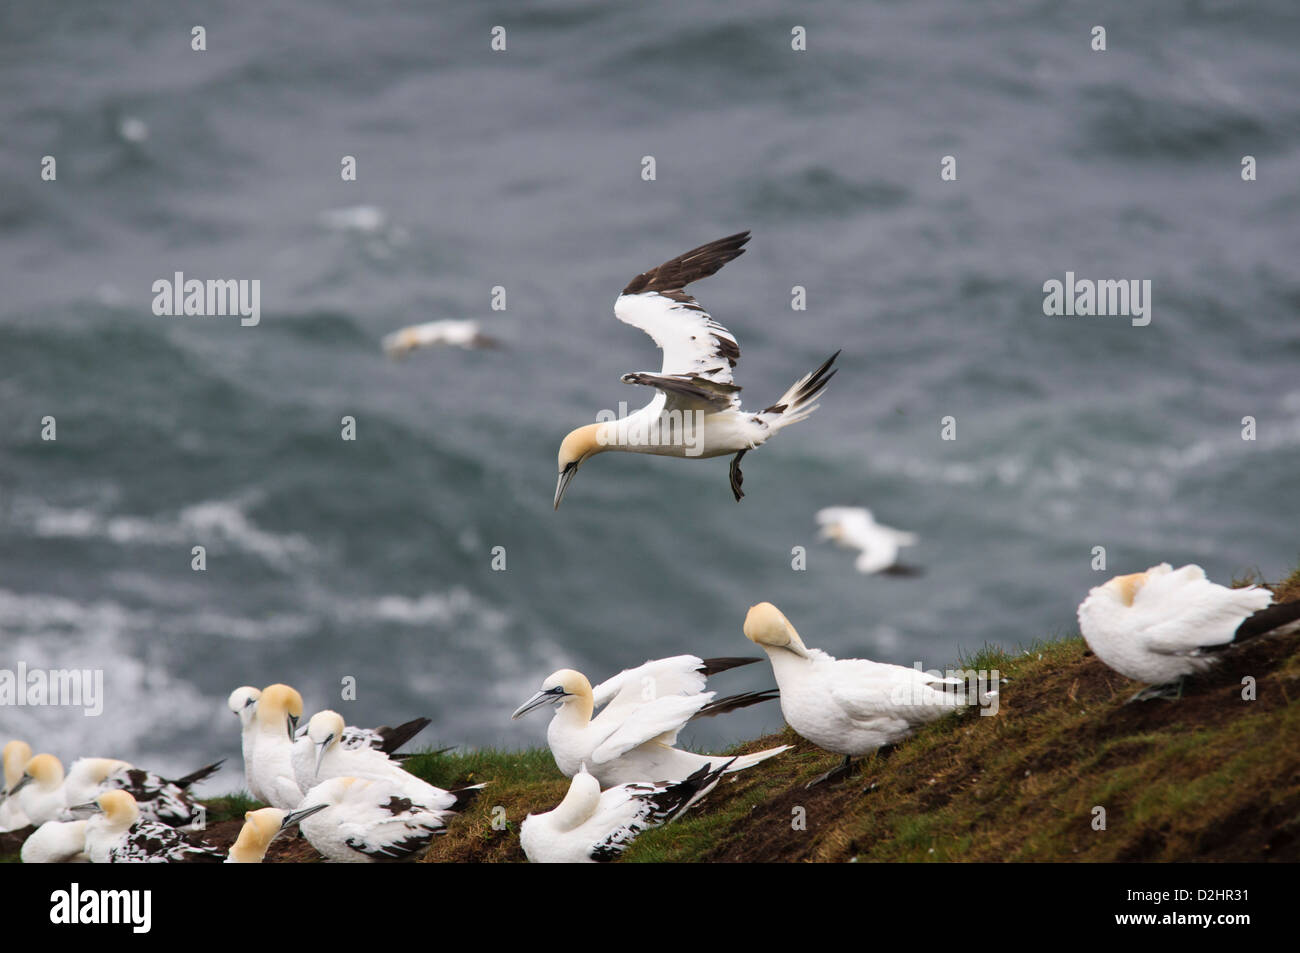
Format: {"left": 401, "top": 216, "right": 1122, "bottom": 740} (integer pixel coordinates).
{"left": 614, "top": 232, "right": 750, "bottom": 411}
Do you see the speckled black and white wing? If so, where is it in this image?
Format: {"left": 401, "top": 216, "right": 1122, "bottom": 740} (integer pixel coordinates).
{"left": 615, "top": 232, "right": 750, "bottom": 412}
{"left": 588, "top": 761, "right": 731, "bottom": 862}
{"left": 104, "top": 761, "right": 222, "bottom": 827}
{"left": 297, "top": 717, "right": 430, "bottom": 755}
{"left": 108, "top": 820, "right": 225, "bottom": 863}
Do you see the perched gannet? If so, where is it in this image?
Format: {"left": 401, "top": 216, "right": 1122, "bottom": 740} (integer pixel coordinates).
{"left": 553, "top": 232, "right": 840, "bottom": 507}
{"left": 816, "top": 506, "right": 921, "bottom": 576}
{"left": 511, "top": 655, "right": 790, "bottom": 787}
{"left": 0, "top": 740, "right": 33, "bottom": 831}
{"left": 290, "top": 710, "right": 455, "bottom": 809}
{"left": 297, "top": 775, "right": 481, "bottom": 863}
{"left": 521, "top": 760, "right": 731, "bottom": 863}
{"left": 11, "top": 754, "right": 68, "bottom": 825}
{"left": 62, "top": 757, "right": 222, "bottom": 827}
{"left": 84, "top": 790, "right": 224, "bottom": 863}
{"left": 1077, "top": 563, "right": 1300, "bottom": 701}
{"left": 247, "top": 683, "right": 305, "bottom": 809}
{"left": 743, "top": 603, "right": 984, "bottom": 785}
{"left": 20, "top": 820, "right": 89, "bottom": 863}
{"left": 224, "top": 805, "right": 327, "bottom": 864}
{"left": 382, "top": 319, "right": 498, "bottom": 358}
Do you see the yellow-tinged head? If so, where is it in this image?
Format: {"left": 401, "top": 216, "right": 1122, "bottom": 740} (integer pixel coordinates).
{"left": 1103, "top": 570, "right": 1153, "bottom": 607}
{"left": 22, "top": 753, "right": 64, "bottom": 790}
{"left": 256, "top": 683, "right": 304, "bottom": 739}
{"left": 554, "top": 423, "right": 608, "bottom": 509}
{"left": 97, "top": 789, "right": 140, "bottom": 828}
{"left": 512, "top": 669, "right": 593, "bottom": 719}
{"left": 743, "top": 602, "right": 812, "bottom": 658}
{"left": 229, "top": 807, "right": 287, "bottom": 863}
{"left": 3, "top": 740, "right": 32, "bottom": 790}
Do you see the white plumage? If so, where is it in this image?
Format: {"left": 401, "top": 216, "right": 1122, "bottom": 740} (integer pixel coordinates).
{"left": 1077, "top": 563, "right": 1284, "bottom": 686}
{"left": 61, "top": 756, "right": 221, "bottom": 826}
{"left": 296, "top": 775, "right": 479, "bottom": 863}
{"left": 743, "top": 603, "right": 982, "bottom": 769}
{"left": 512, "top": 655, "right": 789, "bottom": 787}
{"left": 245, "top": 684, "right": 306, "bottom": 809}
{"left": 815, "top": 506, "right": 918, "bottom": 575}
{"left": 84, "top": 790, "right": 224, "bottom": 864}
{"left": 0, "top": 740, "right": 33, "bottom": 832}
{"left": 554, "top": 232, "right": 839, "bottom": 507}
{"left": 20, "top": 820, "right": 89, "bottom": 863}
{"left": 521, "top": 760, "right": 730, "bottom": 863}
{"left": 382, "top": 319, "right": 496, "bottom": 357}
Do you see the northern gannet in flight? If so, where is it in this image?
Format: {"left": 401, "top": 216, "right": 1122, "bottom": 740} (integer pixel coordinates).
{"left": 85, "top": 790, "right": 225, "bottom": 863}
{"left": 0, "top": 740, "right": 33, "bottom": 831}
{"left": 743, "top": 603, "right": 987, "bottom": 786}
{"left": 61, "top": 757, "right": 223, "bottom": 826}
{"left": 224, "top": 805, "right": 327, "bottom": 863}
{"left": 1077, "top": 563, "right": 1300, "bottom": 701}
{"left": 10, "top": 754, "right": 68, "bottom": 825}
{"left": 511, "top": 655, "right": 790, "bottom": 787}
{"left": 382, "top": 319, "right": 498, "bottom": 358}
{"left": 816, "top": 506, "right": 921, "bottom": 576}
{"left": 296, "top": 775, "right": 482, "bottom": 863}
{"left": 20, "top": 819, "right": 90, "bottom": 863}
{"left": 554, "top": 231, "right": 840, "bottom": 507}
{"left": 520, "top": 759, "right": 732, "bottom": 863}
{"left": 246, "top": 683, "right": 306, "bottom": 809}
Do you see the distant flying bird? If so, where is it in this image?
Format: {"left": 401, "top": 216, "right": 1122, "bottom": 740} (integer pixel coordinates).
{"left": 743, "top": 602, "right": 988, "bottom": 786}
{"left": 224, "top": 805, "right": 327, "bottom": 864}
{"left": 1077, "top": 563, "right": 1300, "bottom": 701}
{"left": 382, "top": 319, "right": 498, "bottom": 358}
{"left": 296, "top": 775, "right": 483, "bottom": 863}
{"left": 816, "top": 506, "right": 920, "bottom": 576}
{"left": 511, "top": 654, "right": 789, "bottom": 787}
{"left": 520, "top": 760, "right": 732, "bottom": 863}
{"left": 85, "top": 790, "right": 225, "bottom": 863}
{"left": 61, "top": 757, "right": 222, "bottom": 827}
{"left": 553, "top": 231, "right": 839, "bottom": 508}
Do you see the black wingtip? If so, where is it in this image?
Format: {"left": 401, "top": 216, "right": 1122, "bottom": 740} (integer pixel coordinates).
{"left": 377, "top": 717, "right": 433, "bottom": 755}
{"left": 172, "top": 759, "right": 225, "bottom": 789}
{"left": 698, "top": 656, "right": 762, "bottom": 676}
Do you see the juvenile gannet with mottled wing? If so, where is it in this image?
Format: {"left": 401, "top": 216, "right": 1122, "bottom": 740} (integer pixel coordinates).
{"left": 247, "top": 683, "right": 306, "bottom": 809}
{"left": 0, "top": 740, "right": 33, "bottom": 831}
{"left": 61, "top": 756, "right": 222, "bottom": 826}
{"left": 224, "top": 805, "right": 327, "bottom": 863}
{"left": 296, "top": 775, "right": 482, "bottom": 863}
{"left": 816, "top": 506, "right": 921, "bottom": 576}
{"left": 743, "top": 602, "right": 986, "bottom": 786}
{"left": 1077, "top": 563, "right": 1300, "bottom": 701}
{"left": 290, "top": 710, "right": 455, "bottom": 803}
{"left": 511, "top": 655, "right": 789, "bottom": 787}
{"left": 520, "top": 760, "right": 732, "bottom": 863}
{"left": 84, "top": 790, "right": 224, "bottom": 863}
{"left": 554, "top": 232, "right": 840, "bottom": 507}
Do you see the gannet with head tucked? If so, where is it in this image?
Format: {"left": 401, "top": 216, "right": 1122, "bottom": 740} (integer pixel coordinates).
{"left": 1077, "top": 563, "right": 1300, "bottom": 701}
{"left": 224, "top": 805, "right": 327, "bottom": 864}
{"left": 84, "top": 790, "right": 225, "bottom": 863}
{"left": 296, "top": 775, "right": 482, "bottom": 863}
{"left": 511, "top": 655, "right": 790, "bottom": 787}
{"left": 520, "top": 759, "right": 731, "bottom": 863}
{"left": 743, "top": 602, "right": 988, "bottom": 785}
{"left": 62, "top": 756, "right": 222, "bottom": 827}
{"left": 247, "top": 683, "right": 306, "bottom": 809}
{"left": 816, "top": 506, "right": 921, "bottom": 576}
{"left": 0, "top": 740, "right": 33, "bottom": 831}
{"left": 11, "top": 754, "right": 68, "bottom": 825}
{"left": 20, "top": 819, "right": 89, "bottom": 863}
{"left": 553, "top": 232, "right": 840, "bottom": 508}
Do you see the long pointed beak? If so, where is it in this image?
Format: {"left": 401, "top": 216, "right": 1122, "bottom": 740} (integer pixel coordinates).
{"left": 65, "top": 800, "right": 99, "bottom": 819}
{"left": 286, "top": 714, "right": 299, "bottom": 741}
{"left": 512, "top": 690, "right": 558, "bottom": 720}
{"left": 554, "top": 466, "right": 577, "bottom": 510}
{"left": 281, "top": 804, "right": 327, "bottom": 831}
{"left": 313, "top": 737, "right": 331, "bottom": 779}
{"left": 8, "top": 775, "right": 33, "bottom": 796}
